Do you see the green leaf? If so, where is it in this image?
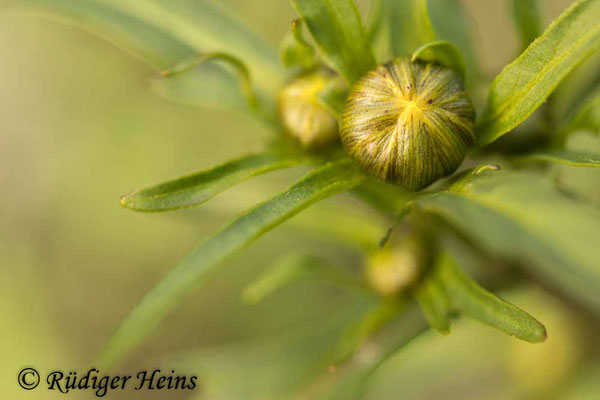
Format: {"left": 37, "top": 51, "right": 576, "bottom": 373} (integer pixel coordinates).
{"left": 295, "top": 305, "right": 429, "bottom": 400}
{"left": 385, "top": 0, "right": 436, "bottom": 57}
{"left": 444, "top": 163, "right": 502, "bottom": 193}
{"left": 365, "top": 0, "right": 384, "bottom": 45}
{"left": 281, "top": 19, "right": 317, "bottom": 70}
{"left": 290, "top": 0, "right": 375, "bottom": 83}
{"left": 414, "top": 267, "right": 451, "bottom": 334}
{"left": 414, "top": 170, "right": 600, "bottom": 313}
{"left": 437, "top": 252, "right": 546, "bottom": 342}
{"left": 161, "top": 52, "right": 262, "bottom": 111}
{"left": 334, "top": 300, "right": 399, "bottom": 362}
{"left": 241, "top": 253, "right": 365, "bottom": 304}
{"left": 120, "top": 153, "right": 302, "bottom": 212}
{"left": 412, "top": 0, "right": 437, "bottom": 45}
{"left": 99, "top": 159, "right": 364, "bottom": 366}
{"left": 12, "top": 0, "right": 285, "bottom": 95}
{"left": 519, "top": 150, "right": 600, "bottom": 168}
{"left": 7, "top": 0, "right": 195, "bottom": 69}
{"left": 560, "top": 87, "right": 600, "bottom": 136}
{"left": 476, "top": 0, "right": 600, "bottom": 146}
{"left": 428, "top": 0, "right": 479, "bottom": 80}
{"left": 411, "top": 40, "right": 466, "bottom": 80}
{"left": 149, "top": 63, "right": 255, "bottom": 112}
{"left": 241, "top": 253, "right": 324, "bottom": 304}
{"left": 511, "top": 0, "right": 542, "bottom": 51}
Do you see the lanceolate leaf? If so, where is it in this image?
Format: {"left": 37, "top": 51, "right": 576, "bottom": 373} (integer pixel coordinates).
{"left": 428, "top": 0, "right": 479, "bottom": 80}
{"left": 520, "top": 150, "right": 600, "bottom": 168}
{"left": 511, "top": 0, "right": 542, "bottom": 51}
{"left": 8, "top": 0, "right": 194, "bottom": 69}
{"left": 100, "top": 160, "right": 364, "bottom": 366}
{"left": 412, "top": 0, "right": 437, "bottom": 45}
{"left": 476, "top": 0, "right": 600, "bottom": 146}
{"left": 120, "top": 153, "right": 303, "bottom": 212}
{"left": 437, "top": 253, "right": 546, "bottom": 342}
{"left": 414, "top": 170, "right": 600, "bottom": 313}
{"left": 414, "top": 269, "right": 451, "bottom": 334}
{"left": 241, "top": 253, "right": 365, "bottom": 305}
{"left": 149, "top": 63, "right": 271, "bottom": 115}
{"left": 241, "top": 254, "right": 326, "bottom": 304}
{"left": 411, "top": 40, "right": 466, "bottom": 80}
{"left": 290, "top": 0, "right": 375, "bottom": 83}
{"left": 281, "top": 19, "right": 317, "bottom": 70}
{"left": 382, "top": 0, "right": 476, "bottom": 77}
{"left": 560, "top": 87, "right": 600, "bottom": 136}
{"left": 385, "top": 0, "right": 437, "bottom": 58}
{"left": 13, "top": 0, "right": 285, "bottom": 95}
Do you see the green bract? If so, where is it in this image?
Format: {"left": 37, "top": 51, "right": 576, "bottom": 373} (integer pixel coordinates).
{"left": 341, "top": 58, "right": 475, "bottom": 191}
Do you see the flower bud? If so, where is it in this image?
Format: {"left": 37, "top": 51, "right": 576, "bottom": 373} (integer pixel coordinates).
{"left": 366, "top": 226, "right": 432, "bottom": 296}
{"left": 341, "top": 58, "right": 475, "bottom": 191}
{"left": 277, "top": 70, "right": 339, "bottom": 148}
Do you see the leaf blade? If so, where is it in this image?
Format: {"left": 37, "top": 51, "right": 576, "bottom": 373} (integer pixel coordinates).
{"left": 520, "top": 150, "right": 600, "bottom": 168}
{"left": 437, "top": 253, "right": 546, "bottom": 342}
{"left": 414, "top": 170, "right": 600, "bottom": 313}
{"left": 477, "top": 0, "right": 600, "bottom": 146}
{"left": 511, "top": 0, "right": 542, "bottom": 51}
{"left": 120, "top": 153, "right": 302, "bottom": 212}
{"left": 12, "top": 0, "right": 285, "bottom": 94}
{"left": 290, "top": 0, "right": 375, "bottom": 83}
{"left": 100, "top": 159, "right": 364, "bottom": 366}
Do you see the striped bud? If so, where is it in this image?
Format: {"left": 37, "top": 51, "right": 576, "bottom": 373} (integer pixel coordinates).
{"left": 341, "top": 58, "right": 475, "bottom": 191}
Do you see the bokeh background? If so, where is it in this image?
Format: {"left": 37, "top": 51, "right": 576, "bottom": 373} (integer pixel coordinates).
{"left": 2, "top": 0, "right": 600, "bottom": 399}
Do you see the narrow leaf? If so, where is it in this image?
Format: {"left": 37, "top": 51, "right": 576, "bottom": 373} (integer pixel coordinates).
{"left": 411, "top": 40, "right": 466, "bottom": 80}
{"left": 561, "top": 87, "right": 600, "bottom": 136}
{"left": 281, "top": 19, "right": 317, "bottom": 70}
{"left": 290, "top": 0, "right": 375, "bottom": 83}
{"left": 8, "top": 0, "right": 194, "bottom": 69}
{"left": 13, "top": 0, "right": 285, "bottom": 95}
{"left": 241, "top": 253, "right": 364, "bottom": 304}
{"left": 241, "top": 254, "right": 323, "bottom": 304}
{"left": 428, "top": 0, "right": 479, "bottom": 80}
{"left": 414, "top": 269, "right": 451, "bottom": 334}
{"left": 365, "top": 0, "right": 384, "bottom": 45}
{"left": 444, "top": 163, "right": 502, "bottom": 193}
{"left": 476, "top": 0, "right": 600, "bottom": 146}
{"left": 100, "top": 160, "right": 364, "bottom": 366}
{"left": 161, "top": 52, "right": 260, "bottom": 111}
{"left": 334, "top": 300, "right": 399, "bottom": 362}
{"left": 438, "top": 253, "right": 546, "bottom": 342}
{"left": 149, "top": 63, "right": 265, "bottom": 114}
{"left": 511, "top": 0, "right": 542, "bottom": 51}
{"left": 519, "top": 150, "right": 600, "bottom": 168}
{"left": 386, "top": 0, "right": 436, "bottom": 57}
{"left": 413, "top": 0, "right": 437, "bottom": 45}
{"left": 120, "top": 153, "right": 301, "bottom": 212}
{"left": 414, "top": 170, "right": 600, "bottom": 313}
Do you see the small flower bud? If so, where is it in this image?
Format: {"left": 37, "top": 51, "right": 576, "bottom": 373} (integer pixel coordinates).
{"left": 341, "top": 58, "right": 475, "bottom": 191}
{"left": 277, "top": 70, "right": 339, "bottom": 147}
{"left": 366, "top": 225, "right": 433, "bottom": 296}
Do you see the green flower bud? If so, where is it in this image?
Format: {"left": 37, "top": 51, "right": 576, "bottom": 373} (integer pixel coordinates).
{"left": 277, "top": 70, "right": 339, "bottom": 148}
{"left": 366, "top": 225, "right": 432, "bottom": 296}
{"left": 341, "top": 58, "right": 475, "bottom": 191}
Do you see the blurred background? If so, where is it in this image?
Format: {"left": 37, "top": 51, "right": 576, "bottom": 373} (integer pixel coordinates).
{"left": 2, "top": 0, "right": 600, "bottom": 399}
